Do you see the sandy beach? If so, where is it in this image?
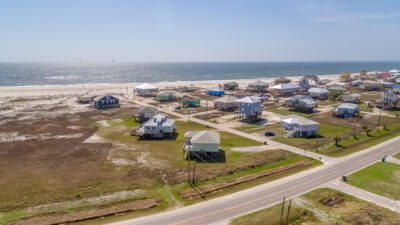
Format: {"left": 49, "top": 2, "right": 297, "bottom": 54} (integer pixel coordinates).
{"left": 0, "top": 74, "right": 342, "bottom": 98}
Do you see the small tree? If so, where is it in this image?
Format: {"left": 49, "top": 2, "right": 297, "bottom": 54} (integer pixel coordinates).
{"left": 328, "top": 91, "right": 341, "bottom": 101}
{"left": 363, "top": 126, "right": 371, "bottom": 136}
{"left": 334, "top": 135, "right": 341, "bottom": 146}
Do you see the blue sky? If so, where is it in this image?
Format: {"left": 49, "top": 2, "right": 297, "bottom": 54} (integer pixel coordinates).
{"left": 0, "top": 0, "right": 399, "bottom": 62}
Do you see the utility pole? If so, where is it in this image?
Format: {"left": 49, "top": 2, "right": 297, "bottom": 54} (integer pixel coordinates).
{"left": 192, "top": 160, "right": 196, "bottom": 184}
{"left": 378, "top": 108, "right": 382, "bottom": 131}
{"left": 188, "top": 108, "right": 191, "bottom": 121}
{"left": 187, "top": 151, "right": 191, "bottom": 184}
{"left": 279, "top": 197, "right": 286, "bottom": 225}
{"left": 316, "top": 127, "right": 319, "bottom": 152}
{"left": 206, "top": 99, "right": 208, "bottom": 120}
{"left": 285, "top": 200, "right": 292, "bottom": 225}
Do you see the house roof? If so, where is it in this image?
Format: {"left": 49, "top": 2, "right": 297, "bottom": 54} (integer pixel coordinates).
{"left": 136, "top": 83, "right": 158, "bottom": 90}
{"left": 271, "top": 83, "right": 301, "bottom": 90}
{"left": 144, "top": 114, "right": 175, "bottom": 127}
{"left": 308, "top": 87, "right": 329, "bottom": 94}
{"left": 215, "top": 95, "right": 238, "bottom": 103}
{"left": 282, "top": 115, "right": 319, "bottom": 126}
{"left": 336, "top": 103, "right": 358, "bottom": 110}
{"left": 249, "top": 80, "right": 269, "bottom": 87}
{"left": 290, "top": 95, "right": 316, "bottom": 105}
{"left": 185, "top": 130, "right": 220, "bottom": 144}
{"left": 137, "top": 106, "right": 157, "bottom": 114}
{"left": 236, "top": 96, "right": 261, "bottom": 103}
{"left": 93, "top": 95, "right": 118, "bottom": 101}
{"left": 344, "top": 93, "right": 361, "bottom": 98}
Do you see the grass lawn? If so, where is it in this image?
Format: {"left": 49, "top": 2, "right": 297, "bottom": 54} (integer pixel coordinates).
{"left": 347, "top": 162, "right": 400, "bottom": 200}
{"left": 317, "top": 100, "right": 340, "bottom": 107}
{"left": 235, "top": 121, "right": 280, "bottom": 133}
{"left": 273, "top": 113, "right": 400, "bottom": 157}
{"left": 393, "top": 152, "right": 400, "bottom": 160}
{"left": 266, "top": 108, "right": 314, "bottom": 117}
{"left": 273, "top": 123, "right": 352, "bottom": 154}
{"left": 358, "top": 103, "right": 373, "bottom": 112}
{"left": 230, "top": 188, "right": 400, "bottom": 225}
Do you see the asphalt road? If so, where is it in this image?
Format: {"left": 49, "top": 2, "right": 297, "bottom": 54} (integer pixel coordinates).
{"left": 110, "top": 138, "right": 399, "bottom": 225}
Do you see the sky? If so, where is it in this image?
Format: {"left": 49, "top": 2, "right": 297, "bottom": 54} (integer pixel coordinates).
{"left": 0, "top": 0, "right": 400, "bottom": 62}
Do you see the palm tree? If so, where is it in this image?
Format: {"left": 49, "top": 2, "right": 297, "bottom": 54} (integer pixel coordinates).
{"left": 334, "top": 135, "right": 341, "bottom": 146}
{"left": 363, "top": 126, "right": 372, "bottom": 136}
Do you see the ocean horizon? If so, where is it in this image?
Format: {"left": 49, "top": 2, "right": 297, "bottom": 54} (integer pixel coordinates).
{"left": 1, "top": 61, "right": 400, "bottom": 87}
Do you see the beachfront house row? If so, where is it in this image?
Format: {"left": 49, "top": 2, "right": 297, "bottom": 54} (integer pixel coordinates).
{"left": 236, "top": 96, "right": 262, "bottom": 120}
{"left": 287, "top": 95, "right": 316, "bottom": 112}
{"left": 223, "top": 82, "right": 239, "bottom": 90}
{"left": 93, "top": 95, "right": 120, "bottom": 109}
{"left": 381, "top": 89, "right": 398, "bottom": 107}
{"left": 307, "top": 87, "right": 329, "bottom": 100}
{"left": 342, "top": 93, "right": 361, "bottom": 103}
{"left": 281, "top": 115, "right": 319, "bottom": 138}
{"left": 134, "top": 106, "right": 158, "bottom": 123}
{"left": 134, "top": 114, "right": 175, "bottom": 139}
{"left": 183, "top": 130, "right": 220, "bottom": 160}
{"left": 247, "top": 80, "right": 269, "bottom": 93}
{"left": 332, "top": 103, "right": 360, "bottom": 118}
{"left": 271, "top": 83, "right": 301, "bottom": 96}
{"left": 135, "top": 83, "right": 160, "bottom": 96}
{"left": 157, "top": 92, "right": 174, "bottom": 102}
{"left": 214, "top": 95, "right": 238, "bottom": 111}
{"left": 207, "top": 88, "right": 225, "bottom": 96}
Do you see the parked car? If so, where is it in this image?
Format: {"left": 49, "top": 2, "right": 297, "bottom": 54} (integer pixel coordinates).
{"left": 264, "top": 131, "right": 275, "bottom": 136}
{"left": 175, "top": 106, "right": 181, "bottom": 110}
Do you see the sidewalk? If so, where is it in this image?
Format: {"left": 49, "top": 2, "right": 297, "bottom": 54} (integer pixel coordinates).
{"left": 386, "top": 156, "right": 400, "bottom": 165}
{"left": 326, "top": 180, "right": 400, "bottom": 213}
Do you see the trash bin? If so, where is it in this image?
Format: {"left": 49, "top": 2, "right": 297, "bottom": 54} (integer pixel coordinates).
{"left": 342, "top": 176, "right": 347, "bottom": 182}
{"left": 382, "top": 157, "right": 386, "bottom": 162}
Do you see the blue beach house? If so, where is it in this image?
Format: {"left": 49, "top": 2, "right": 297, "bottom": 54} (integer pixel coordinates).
{"left": 236, "top": 96, "right": 262, "bottom": 120}
{"left": 93, "top": 95, "right": 120, "bottom": 109}
{"left": 207, "top": 89, "right": 225, "bottom": 96}
{"left": 332, "top": 103, "right": 360, "bottom": 118}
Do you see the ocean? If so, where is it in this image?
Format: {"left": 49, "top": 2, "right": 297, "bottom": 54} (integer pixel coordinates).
{"left": 0, "top": 61, "right": 399, "bottom": 87}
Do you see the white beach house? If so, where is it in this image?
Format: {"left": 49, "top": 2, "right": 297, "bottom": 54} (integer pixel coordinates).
{"left": 281, "top": 115, "right": 319, "bottom": 137}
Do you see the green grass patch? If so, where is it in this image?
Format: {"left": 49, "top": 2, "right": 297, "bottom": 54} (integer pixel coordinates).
{"left": 230, "top": 188, "right": 400, "bottom": 225}
{"left": 347, "top": 162, "right": 400, "bottom": 200}
{"left": 358, "top": 103, "right": 373, "bottom": 112}
{"left": 274, "top": 119, "right": 400, "bottom": 157}
{"left": 266, "top": 108, "right": 314, "bottom": 117}
{"left": 393, "top": 152, "right": 400, "bottom": 160}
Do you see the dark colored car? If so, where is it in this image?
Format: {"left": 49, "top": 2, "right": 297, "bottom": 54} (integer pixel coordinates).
{"left": 264, "top": 131, "right": 275, "bottom": 136}
{"left": 175, "top": 106, "right": 181, "bottom": 110}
